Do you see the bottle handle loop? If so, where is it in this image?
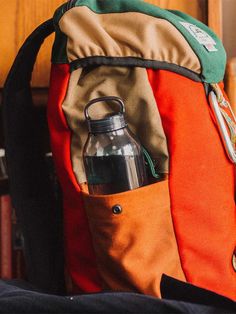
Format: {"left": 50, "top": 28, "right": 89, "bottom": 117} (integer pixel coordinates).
{"left": 85, "top": 96, "right": 125, "bottom": 120}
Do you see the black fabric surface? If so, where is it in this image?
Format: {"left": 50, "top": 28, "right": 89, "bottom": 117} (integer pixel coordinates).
{"left": 0, "top": 276, "right": 235, "bottom": 314}
{"left": 2, "top": 19, "right": 65, "bottom": 294}
{"left": 69, "top": 56, "right": 202, "bottom": 82}
{"left": 161, "top": 275, "right": 236, "bottom": 311}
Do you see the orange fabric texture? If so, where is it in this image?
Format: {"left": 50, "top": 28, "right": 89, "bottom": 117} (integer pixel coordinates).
{"left": 47, "top": 64, "right": 102, "bottom": 293}
{"left": 147, "top": 69, "right": 236, "bottom": 300}
{"left": 82, "top": 180, "right": 186, "bottom": 297}
{"left": 47, "top": 64, "right": 236, "bottom": 299}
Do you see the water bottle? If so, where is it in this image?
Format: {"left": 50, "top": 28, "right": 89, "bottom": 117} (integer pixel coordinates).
{"left": 83, "top": 96, "right": 147, "bottom": 195}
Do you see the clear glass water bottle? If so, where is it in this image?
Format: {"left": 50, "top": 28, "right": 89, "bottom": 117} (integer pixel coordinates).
{"left": 83, "top": 96, "right": 147, "bottom": 195}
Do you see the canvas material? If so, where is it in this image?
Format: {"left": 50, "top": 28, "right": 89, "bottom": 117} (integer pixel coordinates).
{"left": 147, "top": 69, "right": 236, "bottom": 300}
{"left": 58, "top": 7, "right": 201, "bottom": 75}
{"left": 82, "top": 180, "right": 186, "bottom": 297}
{"left": 47, "top": 0, "right": 235, "bottom": 299}
{"left": 47, "top": 63, "right": 102, "bottom": 293}
{"left": 47, "top": 63, "right": 236, "bottom": 299}
{"left": 61, "top": 66, "right": 169, "bottom": 184}
{"left": 52, "top": 0, "right": 226, "bottom": 83}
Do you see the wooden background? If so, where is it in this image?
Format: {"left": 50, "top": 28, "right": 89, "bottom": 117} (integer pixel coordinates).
{"left": 0, "top": 0, "right": 65, "bottom": 88}
{"left": 0, "top": 0, "right": 208, "bottom": 88}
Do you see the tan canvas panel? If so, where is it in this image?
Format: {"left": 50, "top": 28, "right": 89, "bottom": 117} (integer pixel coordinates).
{"left": 59, "top": 6, "right": 201, "bottom": 74}
{"left": 62, "top": 66, "right": 169, "bottom": 184}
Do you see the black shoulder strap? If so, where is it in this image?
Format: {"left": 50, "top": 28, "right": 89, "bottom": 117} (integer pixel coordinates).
{"left": 2, "top": 19, "right": 65, "bottom": 294}
{"left": 4, "top": 19, "right": 54, "bottom": 94}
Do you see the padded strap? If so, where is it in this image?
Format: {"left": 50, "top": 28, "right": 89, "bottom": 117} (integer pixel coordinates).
{"left": 2, "top": 20, "right": 65, "bottom": 294}
{"left": 4, "top": 19, "right": 54, "bottom": 92}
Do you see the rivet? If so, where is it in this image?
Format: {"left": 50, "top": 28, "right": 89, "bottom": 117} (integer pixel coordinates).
{"left": 112, "top": 204, "right": 122, "bottom": 215}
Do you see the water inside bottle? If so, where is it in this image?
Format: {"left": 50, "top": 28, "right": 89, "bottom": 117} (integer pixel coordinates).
{"left": 84, "top": 155, "right": 146, "bottom": 195}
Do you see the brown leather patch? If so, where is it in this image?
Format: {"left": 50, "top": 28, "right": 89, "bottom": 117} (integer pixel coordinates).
{"left": 82, "top": 180, "right": 186, "bottom": 296}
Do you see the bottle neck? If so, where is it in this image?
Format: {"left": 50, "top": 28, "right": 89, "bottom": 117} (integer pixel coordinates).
{"left": 90, "top": 126, "right": 127, "bottom": 136}
{"left": 87, "top": 113, "right": 126, "bottom": 134}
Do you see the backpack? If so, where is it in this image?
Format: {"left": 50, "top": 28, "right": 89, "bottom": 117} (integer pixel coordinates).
{"left": 3, "top": 0, "right": 236, "bottom": 300}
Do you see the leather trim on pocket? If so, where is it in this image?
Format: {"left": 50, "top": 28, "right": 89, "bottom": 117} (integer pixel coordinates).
{"left": 82, "top": 180, "right": 186, "bottom": 297}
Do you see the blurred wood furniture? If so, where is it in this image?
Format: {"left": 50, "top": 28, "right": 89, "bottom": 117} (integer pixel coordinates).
{"left": 226, "top": 59, "right": 236, "bottom": 114}
{"left": 0, "top": 1, "right": 235, "bottom": 110}
{"left": 0, "top": 0, "right": 223, "bottom": 89}
{"left": 0, "top": 0, "right": 65, "bottom": 89}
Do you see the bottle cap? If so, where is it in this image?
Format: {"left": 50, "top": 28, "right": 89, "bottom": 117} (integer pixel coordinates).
{"left": 85, "top": 96, "right": 127, "bottom": 133}
{"left": 87, "top": 113, "right": 126, "bottom": 133}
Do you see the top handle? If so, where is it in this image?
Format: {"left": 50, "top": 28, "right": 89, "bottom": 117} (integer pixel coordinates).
{"left": 84, "top": 96, "right": 125, "bottom": 120}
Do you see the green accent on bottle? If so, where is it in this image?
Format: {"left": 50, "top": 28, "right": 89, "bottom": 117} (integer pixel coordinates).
{"left": 142, "top": 147, "right": 160, "bottom": 180}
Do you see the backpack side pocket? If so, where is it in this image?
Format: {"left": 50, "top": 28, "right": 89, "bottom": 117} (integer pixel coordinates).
{"left": 82, "top": 180, "right": 186, "bottom": 297}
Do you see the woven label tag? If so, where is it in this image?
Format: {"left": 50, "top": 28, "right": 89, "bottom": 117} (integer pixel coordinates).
{"left": 180, "top": 22, "right": 218, "bottom": 52}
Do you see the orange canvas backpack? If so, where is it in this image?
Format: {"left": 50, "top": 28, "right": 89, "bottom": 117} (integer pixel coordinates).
{"left": 3, "top": 0, "right": 236, "bottom": 300}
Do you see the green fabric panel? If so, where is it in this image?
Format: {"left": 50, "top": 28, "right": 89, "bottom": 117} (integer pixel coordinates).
{"left": 52, "top": 0, "right": 226, "bottom": 83}
{"left": 168, "top": 10, "right": 226, "bottom": 84}
{"left": 51, "top": 4, "right": 68, "bottom": 63}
